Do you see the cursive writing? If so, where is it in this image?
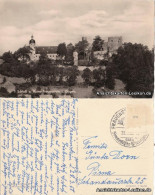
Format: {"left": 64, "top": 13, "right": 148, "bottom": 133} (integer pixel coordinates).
{"left": 87, "top": 162, "right": 115, "bottom": 176}
{"left": 83, "top": 136, "right": 107, "bottom": 150}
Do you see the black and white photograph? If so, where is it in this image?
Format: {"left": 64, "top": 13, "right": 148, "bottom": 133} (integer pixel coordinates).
{"left": 0, "top": 0, "right": 154, "bottom": 98}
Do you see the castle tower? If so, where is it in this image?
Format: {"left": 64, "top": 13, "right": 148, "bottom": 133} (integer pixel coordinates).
{"left": 108, "top": 36, "right": 123, "bottom": 54}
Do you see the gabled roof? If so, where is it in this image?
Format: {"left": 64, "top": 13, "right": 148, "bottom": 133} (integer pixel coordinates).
{"left": 1, "top": 81, "right": 16, "bottom": 93}
{"left": 35, "top": 46, "right": 58, "bottom": 54}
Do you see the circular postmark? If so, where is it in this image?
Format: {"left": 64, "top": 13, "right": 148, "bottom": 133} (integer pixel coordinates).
{"left": 110, "top": 108, "right": 149, "bottom": 147}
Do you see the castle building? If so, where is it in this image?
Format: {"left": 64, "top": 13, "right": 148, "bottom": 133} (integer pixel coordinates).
{"left": 108, "top": 36, "right": 123, "bottom": 54}
{"left": 94, "top": 36, "right": 123, "bottom": 60}
{"left": 28, "top": 35, "right": 122, "bottom": 63}
{"left": 29, "top": 35, "right": 58, "bottom": 61}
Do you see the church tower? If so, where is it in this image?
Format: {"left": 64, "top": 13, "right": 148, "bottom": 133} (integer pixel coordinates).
{"left": 29, "top": 35, "right": 36, "bottom": 61}
{"left": 29, "top": 35, "right": 36, "bottom": 49}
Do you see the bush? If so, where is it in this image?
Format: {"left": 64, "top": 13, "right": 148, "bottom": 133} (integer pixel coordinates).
{"left": 0, "top": 87, "right": 8, "bottom": 93}
{"left": 92, "top": 87, "right": 97, "bottom": 94}
{"left": 9, "top": 91, "right": 17, "bottom": 97}
{"left": 31, "top": 93, "right": 40, "bottom": 98}
{"left": 52, "top": 93, "right": 59, "bottom": 98}
{"left": 0, "top": 87, "right": 9, "bottom": 97}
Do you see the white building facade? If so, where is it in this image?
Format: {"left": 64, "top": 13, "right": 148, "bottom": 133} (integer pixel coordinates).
{"left": 29, "top": 35, "right": 58, "bottom": 61}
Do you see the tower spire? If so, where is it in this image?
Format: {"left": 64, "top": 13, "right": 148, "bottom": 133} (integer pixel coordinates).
{"left": 29, "top": 35, "right": 36, "bottom": 46}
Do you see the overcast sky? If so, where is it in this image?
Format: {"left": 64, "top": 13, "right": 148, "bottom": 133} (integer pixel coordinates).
{"left": 0, "top": 0, "right": 153, "bottom": 54}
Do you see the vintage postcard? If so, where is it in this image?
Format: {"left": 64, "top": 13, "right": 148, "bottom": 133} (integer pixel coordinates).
{"left": 0, "top": 0, "right": 154, "bottom": 195}
{"left": 0, "top": 0, "right": 154, "bottom": 98}
{"left": 0, "top": 98, "right": 154, "bottom": 194}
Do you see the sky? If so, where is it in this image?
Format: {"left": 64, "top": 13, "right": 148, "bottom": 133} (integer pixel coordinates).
{"left": 0, "top": 0, "right": 154, "bottom": 54}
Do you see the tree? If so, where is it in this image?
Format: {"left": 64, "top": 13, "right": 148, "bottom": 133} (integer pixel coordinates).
{"left": 57, "top": 67, "right": 65, "bottom": 84}
{"left": 2, "top": 51, "right": 15, "bottom": 63}
{"left": 82, "top": 68, "right": 92, "bottom": 85}
{"left": 37, "top": 51, "right": 51, "bottom": 85}
{"left": 1, "top": 48, "right": 34, "bottom": 79}
{"left": 65, "top": 66, "right": 79, "bottom": 86}
{"left": 20, "top": 63, "right": 35, "bottom": 83}
{"left": 105, "top": 66, "right": 115, "bottom": 89}
{"left": 0, "top": 51, "right": 19, "bottom": 77}
{"left": 75, "top": 39, "right": 89, "bottom": 60}
{"left": 49, "top": 66, "right": 57, "bottom": 85}
{"left": 100, "top": 59, "right": 108, "bottom": 66}
{"left": 93, "top": 68, "right": 106, "bottom": 87}
{"left": 57, "top": 43, "right": 67, "bottom": 60}
{"left": 66, "top": 43, "right": 74, "bottom": 61}
{"left": 112, "top": 43, "right": 154, "bottom": 97}
{"left": 14, "top": 46, "right": 31, "bottom": 62}
{"left": 38, "top": 51, "right": 48, "bottom": 64}
{"left": 92, "top": 36, "right": 104, "bottom": 51}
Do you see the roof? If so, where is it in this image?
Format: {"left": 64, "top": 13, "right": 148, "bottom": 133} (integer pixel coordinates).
{"left": 35, "top": 46, "right": 58, "bottom": 54}
{"left": 2, "top": 80, "right": 15, "bottom": 87}
{"left": 1, "top": 81, "right": 16, "bottom": 93}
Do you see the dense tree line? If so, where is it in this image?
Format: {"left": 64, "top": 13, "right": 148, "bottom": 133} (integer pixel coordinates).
{"left": 0, "top": 49, "right": 80, "bottom": 87}
{"left": 82, "top": 66, "right": 115, "bottom": 89}
{"left": 112, "top": 43, "right": 154, "bottom": 97}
